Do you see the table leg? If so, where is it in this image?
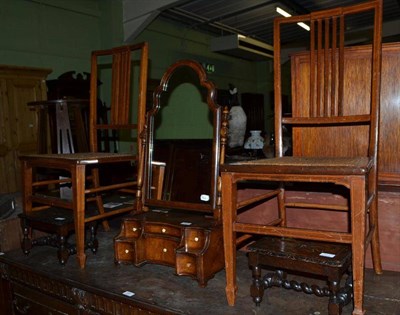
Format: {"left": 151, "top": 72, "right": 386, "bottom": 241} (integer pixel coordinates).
{"left": 221, "top": 172, "right": 238, "bottom": 306}
{"left": 72, "top": 164, "right": 87, "bottom": 269}
{"left": 350, "top": 177, "right": 366, "bottom": 315}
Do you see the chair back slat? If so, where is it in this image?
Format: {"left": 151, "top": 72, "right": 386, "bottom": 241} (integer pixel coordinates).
{"left": 111, "top": 46, "right": 131, "bottom": 125}
{"left": 310, "top": 13, "right": 347, "bottom": 118}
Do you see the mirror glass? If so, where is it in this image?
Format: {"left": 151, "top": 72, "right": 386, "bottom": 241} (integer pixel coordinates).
{"left": 144, "top": 63, "right": 220, "bottom": 212}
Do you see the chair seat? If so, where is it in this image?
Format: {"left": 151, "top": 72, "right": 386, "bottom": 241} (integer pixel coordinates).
{"left": 224, "top": 156, "right": 372, "bottom": 175}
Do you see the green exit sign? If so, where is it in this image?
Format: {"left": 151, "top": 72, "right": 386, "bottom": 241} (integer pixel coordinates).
{"left": 202, "top": 63, "right": 215, "bottom": 73}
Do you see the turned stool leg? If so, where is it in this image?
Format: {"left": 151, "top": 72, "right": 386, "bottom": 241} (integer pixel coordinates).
{"left": 250, "top": 264, "right": 264, "bottom": 306}
{"left": 328, "top": 279, "right": 342, "bottom": 315}
{"left": 89, "top": 223, "right": 98, "bottom": 254}
{"left": 20, "top": 218, "right": 32, "bottom": 255}
{"left": 57, "top": 235, "right": 70, "bottom": 265}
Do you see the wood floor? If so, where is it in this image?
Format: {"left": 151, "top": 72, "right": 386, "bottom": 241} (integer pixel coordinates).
{"left": 0, "top": 223, "right": 399, "bottom": 315}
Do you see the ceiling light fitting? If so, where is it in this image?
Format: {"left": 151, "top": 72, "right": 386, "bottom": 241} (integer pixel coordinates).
{"left": 276, "top": 7, "right": 310, "bottom": 31}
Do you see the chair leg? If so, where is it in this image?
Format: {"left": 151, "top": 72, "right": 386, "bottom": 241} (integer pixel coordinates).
{"left": 277, "top": 186, "right": 286, "bottom": 226}
{"left": 91, "top": 168, "right": 110, "bottom": 231}
{"left": 369, "top": 198, "right": 382, "bottom": 274}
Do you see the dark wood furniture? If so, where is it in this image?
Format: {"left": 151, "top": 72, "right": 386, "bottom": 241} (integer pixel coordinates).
{"left": 221, "top": 1, "right": 383, "bottom": 314}
{"left": 18, "top": 207, "right": 98, "bottom": 265}
{"left": 241, "top": 92, "right": 265, "bottom": 138}
{"left": 114, "top": 60, "right": 227, "bottom": 286}
{"left": 248, "top": 237, "right": 353, "bottom": 315}
{"left": 27, "top": 99, "right": 90, "bottom": 154}
{"left": 18, "top": 43, "right": 149, "bottom": 269}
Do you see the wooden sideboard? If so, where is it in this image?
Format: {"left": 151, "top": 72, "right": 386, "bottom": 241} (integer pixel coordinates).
{"left": 0, "top": 65, "right": 51, "bottom": 194}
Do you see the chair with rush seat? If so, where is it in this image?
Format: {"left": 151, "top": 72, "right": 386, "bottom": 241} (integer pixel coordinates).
{"left": 19, "top": 43, "right": 149, "bottom": 267}
{"left": 220, "top": 1, "right": 383, "bottom": 314}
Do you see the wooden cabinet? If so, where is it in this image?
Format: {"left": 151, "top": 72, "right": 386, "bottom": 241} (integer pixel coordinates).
{"left": 290, "top": 42, "right": 400, "bottom": 189}
{"left": 114, "top": 210, "right": 224, "bottom": 287}
{"left": 0, "top": 65, "right": 51, "bottom": 193}
{"left": 241, "top": 92, "right": 265, "bottom": 138}
{"left": 114, "top": 138, "right": 225, "bottom": 287}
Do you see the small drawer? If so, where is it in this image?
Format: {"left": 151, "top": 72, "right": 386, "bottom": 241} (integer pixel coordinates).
{"left": 176, "top": 253, "right": 197, "bottom": 276}
{"left": 122, "top": 220, "right": 141, "bottom": 238}
{"left": 114, "top": 241, "right": 136, "bottom": 262}
{"left": 144, "top": 237, "right": 179, "bottom": 266}
{"left": 144, "top": 223, "right": 181, "bottom": 238}
{"left": 184, "top": 228, "right": 207, "bottom": 251}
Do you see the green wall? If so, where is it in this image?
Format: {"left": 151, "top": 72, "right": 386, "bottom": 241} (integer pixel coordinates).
{"left": 0, "top": 0, "right": 274, "bottom": 150}
{"left": 134, "top": 17, "right": 274, "bottom": 140}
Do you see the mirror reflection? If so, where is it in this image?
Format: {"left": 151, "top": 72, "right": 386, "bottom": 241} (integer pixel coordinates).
{"left": 144, "top": 61, "right": 220, "bottom": 212}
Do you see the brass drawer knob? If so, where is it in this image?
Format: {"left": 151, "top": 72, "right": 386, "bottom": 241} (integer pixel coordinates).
{"left": 161, "top": 228, "right": 166, "bottom": 233}
{"left": 163, "top": 248, "right": 167, "bottom": 253}
{"left": 194, "top": 237, "right": 199, "bottom": 242}
{"left": 125, "top": 249, "right": 129, "bottom": 254}
{"left": 132, "top": 227, "right": 137, "bottom": 232}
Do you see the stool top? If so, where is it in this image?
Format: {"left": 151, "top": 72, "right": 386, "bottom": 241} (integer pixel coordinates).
{"left": 247, "top": 236, "right": 352, "bottom": 267}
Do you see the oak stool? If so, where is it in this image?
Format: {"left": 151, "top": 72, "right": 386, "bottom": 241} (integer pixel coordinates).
{"left": 248, "top": 236, "right": 353, "bottom": 315}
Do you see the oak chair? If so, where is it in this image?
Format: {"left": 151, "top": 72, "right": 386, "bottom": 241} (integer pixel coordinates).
{"left": 220, "top": 1, "right": 383, "bottom": 314}
{"left": 19, "top": 43, "right": 149, "bottom": 268}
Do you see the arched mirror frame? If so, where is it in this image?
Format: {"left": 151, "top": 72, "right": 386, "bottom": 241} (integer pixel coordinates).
{"left": 140, "top": 60, "right": 223, "bottom": 215}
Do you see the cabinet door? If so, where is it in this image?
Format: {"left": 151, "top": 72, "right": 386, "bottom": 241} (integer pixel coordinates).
{"left": 0, "top": 67, "right": 49, "bottom": 193}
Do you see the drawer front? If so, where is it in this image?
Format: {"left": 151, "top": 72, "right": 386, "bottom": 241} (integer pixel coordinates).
{"left": 144, "top": 223, "right": 181, "bottom": 238}
{"left": 144, "top": 237, "right": 179, "bottom": 266}
{"left": 12, "top": 282, "right": 79, "bottom": 315}
{"left": 114, "top": 241, "right": 136, "bottom": 262}
{"left": 184, "top": 228, "right": 207, "bottom": 251}
{"left": 122, "top": 220, "right": 141, "bottom": 238}
{"left": 176, "top": 253, "right": 197, "bottom": 276}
